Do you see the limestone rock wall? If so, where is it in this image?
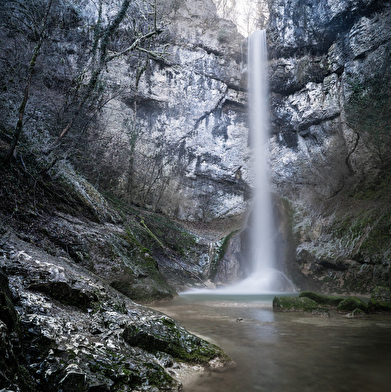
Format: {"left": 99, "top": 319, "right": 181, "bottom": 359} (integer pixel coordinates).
{"left": 266, "top": 0, "right": 391, "bottom": 293}
{"left": 101, "top": 0, "right": 251, "bottom": 222}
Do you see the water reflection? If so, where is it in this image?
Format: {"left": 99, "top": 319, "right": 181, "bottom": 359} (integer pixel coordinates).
{"left": 151, "top": 295, "right": 391, "bottom": 392}
{"left": 248, "top": 308, "right": 275, "bottom": 322}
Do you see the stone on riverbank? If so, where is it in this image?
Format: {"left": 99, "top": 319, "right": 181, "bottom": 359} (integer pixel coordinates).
{"left": 336, "top": 297, "right": 368, "bottom": 313}
{"left": 368, "top": 286, "right": 391, "bottom": 312}
{"left": 123, "top": 319, "right": 230, "bottom": 366}
{"left": 0, "top": 231, "right": 228, "bottom": 391}
{"left": 273, "top": 296, "right": 330, "bottom": 316}
{"left": 345, "top": 308, "right": 367, "bottom": 318}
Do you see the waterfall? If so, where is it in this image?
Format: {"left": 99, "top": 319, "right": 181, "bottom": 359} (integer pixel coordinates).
{"left": 240, "top": 30, "right": 295, "bottom": 293}
{"left": 248, "top": 30, "right": 274, "bottom": 274}
{"left": 182, "top": 31, "right": 295, "bottom": 296}
{"left": 210, "top": 30, "right": 294, "bottom": 294}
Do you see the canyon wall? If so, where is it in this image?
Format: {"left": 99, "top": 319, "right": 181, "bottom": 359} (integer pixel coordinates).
{"left": 2, "top": 0, "right": 390, "bottom": 292}
{"left": 267, "top": 0, "right": 391, "bottom": 293}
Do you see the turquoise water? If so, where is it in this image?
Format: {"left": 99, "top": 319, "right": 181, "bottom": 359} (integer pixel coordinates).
{"left": 151, "top": 294, "right": 391, "bottom": 392}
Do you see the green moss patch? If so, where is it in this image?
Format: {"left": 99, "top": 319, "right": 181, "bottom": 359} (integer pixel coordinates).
{"left": 273, "top": 296, "right": 330, "bottom": 316}
{"left": 208, "top": 230, "right": 240, "bottom": 281}
{"left": 299, "top": 291, "right": 345, "bottom": 306}
{"left": 368, "top": 286, "right": 391, "bottom": 312}
{"left": 123, "top": 318, "right": 229, "bottom": 365}
{"left": 336, "top": 297, "right": 368, "bottom": 313}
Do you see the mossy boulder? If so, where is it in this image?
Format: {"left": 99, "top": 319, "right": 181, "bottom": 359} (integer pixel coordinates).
{"left": 123, "top": 317, "right": 230, "bottom": 365}
{"left": 273, "top": 296, "right": 330, "bottom": 316}
{"left": 299, "top": 291, "right": 345, "bottom": 306}
{"left": 368, "top": 286, "right": 391, "bottom": 312}
{"left": 336, "top": 297, "right": 368, "bottom": 313}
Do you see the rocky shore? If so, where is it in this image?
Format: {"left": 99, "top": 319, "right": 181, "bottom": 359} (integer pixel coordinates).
{"left": 0, "top": 230, "right": 230, "bottom": 391}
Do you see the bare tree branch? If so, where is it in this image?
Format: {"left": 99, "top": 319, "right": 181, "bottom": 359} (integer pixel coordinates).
{"left": 2, "top": 0, "right": 54, "bottom": 164}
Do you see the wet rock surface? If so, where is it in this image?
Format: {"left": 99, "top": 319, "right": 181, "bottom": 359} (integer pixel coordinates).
{"left": 273, "top": 291, "right": 389, "bottom": 317}
{"left": 299, "top": 291, "right": 344, "bottom": 306}
{"left": 0, "top": 231, "right": 228, "bottom": 391}
{"left": 336, "top": 297, "right": 368, "bottom": 313}
{"left": 274, "top": 290, "right": 389, "bottom": 319}
{"left": 23, "top": 211, "right": 175, "bottom": 302}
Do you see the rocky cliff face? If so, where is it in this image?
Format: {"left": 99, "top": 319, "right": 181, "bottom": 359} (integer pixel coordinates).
{"left": 267, "top": 0, "right": 391, "bottom": 293}
{"left": 2, "top": 0, "right": 389, "bottom": 296}
{"left": 0, "top": 0, "right": 250, "bottom": 290}
{"left": 100, "top": 0, "right": 251, "bottom": 222}
{"left": 0, "top": 0, "right": 250, "bottom": 226}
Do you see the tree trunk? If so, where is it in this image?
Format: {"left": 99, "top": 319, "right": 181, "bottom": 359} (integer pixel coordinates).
{"left": 2, "top": 0, "right": 53, "bottom": 164}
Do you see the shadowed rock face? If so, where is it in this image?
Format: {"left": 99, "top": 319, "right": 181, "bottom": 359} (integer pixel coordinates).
{"left": 265, "top": 0, "right": 391, "bottom": 293}
{"left": 268, "top": 1, "right": 391, "bottom": 199}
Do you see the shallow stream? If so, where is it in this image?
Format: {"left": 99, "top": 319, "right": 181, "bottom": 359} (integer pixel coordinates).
{"left": 151, "top": 294, "right": 391, "bottom": 392}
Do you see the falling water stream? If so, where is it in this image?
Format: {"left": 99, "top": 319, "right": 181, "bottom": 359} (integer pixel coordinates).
{"left": 245, "top": 30, "right": 295, "bottom": 293}
{"left": 185, "top": 30, "right": 294, "bottom": 295}
{"left": 248, "top": 29, "right": 274, "bottom": 275}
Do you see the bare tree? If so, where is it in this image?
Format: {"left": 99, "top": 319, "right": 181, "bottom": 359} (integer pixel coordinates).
{"left": 213, "top": 0, "right": 269, "bottom": 36}
{"left": 56, "top": 0, "right": 166, "bottom": 142}
{"left": 1, "top": 0, "right": 54, "bottom": 163}
{"left": 0, "top": 0, "right": 169, "bottom": 165}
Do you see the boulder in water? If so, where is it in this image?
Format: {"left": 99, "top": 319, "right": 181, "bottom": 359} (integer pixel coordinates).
{"left": 273, "top": 296, "right": 330, "bottom": 316}
{"left": 368, "top": 286, "right": 391, "bottom": 312}
{"left": 336, "top": 297, "right": 368, "bottom": 313}
{"left": 299, "top": 291, "right": 345, "bottom": 306}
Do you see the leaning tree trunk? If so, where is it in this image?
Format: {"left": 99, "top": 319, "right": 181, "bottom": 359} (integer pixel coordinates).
{"left": 2, "top": 0, "right": 53, "bottom": 164}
